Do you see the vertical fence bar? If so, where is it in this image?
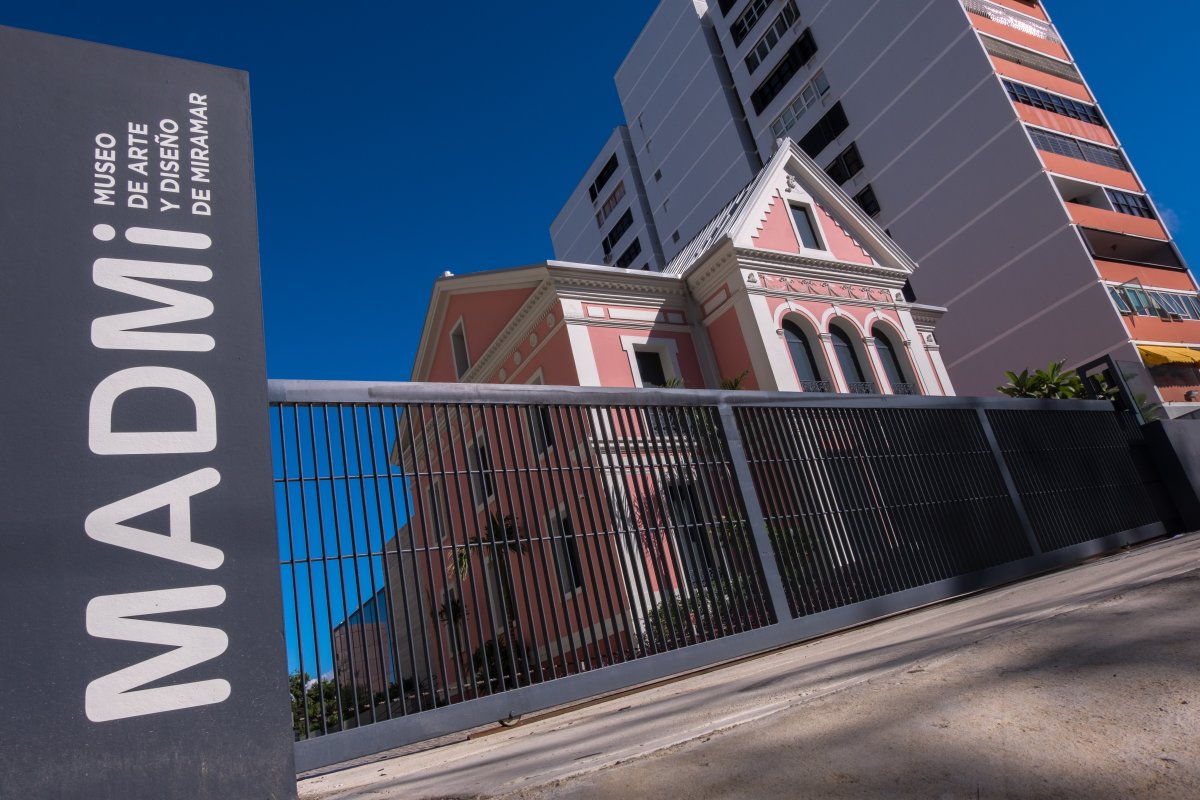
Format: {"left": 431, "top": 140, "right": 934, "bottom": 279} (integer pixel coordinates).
{"left": 976, "top": 407, "right": 1042, "bottom": 557}
{"left": 716, "top": 404, "right": 791, "bottom": 622}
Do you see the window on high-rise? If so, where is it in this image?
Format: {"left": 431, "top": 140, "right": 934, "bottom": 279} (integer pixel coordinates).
{"left": 854, "top": 185, "right": 881, "bottom": 217}
{"left": 797, "top": 102, "right": 848, "bottom": 159}
{"left": 730, "top": 0, "right": 775, "bottom": 46}
{"left": 602, "top": 208, "right": 634, "bottom": 256}
{"left": 825, "top": 142, "right": 865, "bottom": 185}
{"left": 790, "top": 204, "right": 823, "bottom": 250}
{"left": 750, "top": 28, "right": 818, "bottom": 114}
{"left": 745, "top": 1, "right": 801, "bottom": 74}
{"left": 769, "top": 71, "right": 830, "bottom": 139}
{"left": 1108, "top": 286, "right": 1200, "bottom": 320}
{"left": 1027, "top": 127, "right": 1127, "bottom": 171}
{"left": 595, "top": 181, "right": 626, "bottom": 228}
{"left": 588, "top": 153, "right": 619, "bottom": 202}
{"left": 982, "top": 36, "right": 1082, "bottom": 84}
{"left": 1003, "top": 80, "right": 1104, "bottom": 126}
{"left": 1106, "top": 189, "right": 1156, "bottom": 219}
{"left": 615, "top": 237, "right": 642, "bottom": 269}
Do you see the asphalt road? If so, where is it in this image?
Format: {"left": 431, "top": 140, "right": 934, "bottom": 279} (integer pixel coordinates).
{"left": 298, "top": 533, "right": 1200, "bottom": 800}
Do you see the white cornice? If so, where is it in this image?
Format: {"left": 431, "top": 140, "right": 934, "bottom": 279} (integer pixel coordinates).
{"left": 735, "top": 248, "right": 909, "bottom": 284}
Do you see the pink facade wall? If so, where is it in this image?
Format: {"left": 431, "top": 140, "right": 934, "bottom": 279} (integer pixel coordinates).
{"left": 587, "top": 325, "right": 705, "bottom": 388}
{"left": 750, "top": 191, "right": 800, "bottom": 253}
{"left": 425, "top": 287, "right": 537, "bottom": 382}
{"left": 814, "top": 204, "right": 875, "bottom": 266}
{"left": 707, "top": 307, "right": 761, "bottom": 390}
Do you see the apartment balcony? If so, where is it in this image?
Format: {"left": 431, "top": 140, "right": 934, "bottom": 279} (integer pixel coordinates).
{"left": 846, "top": 381, "right": 878, "bottom": 395}
{"left": 992, "top": 57, "right": 1091, "bottom": 103}
{"left": 1014, "top": 105, "right": 1114, "bottom": 147}
{"left": 988, "top": 0, "right": 1048, "bottom": 21}
{"left": 799, "top": 380, "right": 833, "bottom": 393}
{"left": 1040, "top": 151, "right": 1140, "bottom": 193}
{"left": 1084, "top": 229, "right": 1186, "bottom": 273}
{"left": 1067, "top": 204, "right": 1168, "bottom": 241}
{"left": 966, "top": 9, "right": 1068, "bottom": 60}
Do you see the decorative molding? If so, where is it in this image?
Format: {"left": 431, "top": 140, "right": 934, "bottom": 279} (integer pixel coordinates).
{"left": 457, "top": 279, "right": 557, "bottom": 384}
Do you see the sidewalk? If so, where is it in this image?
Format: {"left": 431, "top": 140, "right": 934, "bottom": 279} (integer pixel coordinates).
{"left": 298, "top": 533, "right": 1200, "bottom": 800}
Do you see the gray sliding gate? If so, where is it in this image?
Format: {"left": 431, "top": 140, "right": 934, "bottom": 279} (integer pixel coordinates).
{"left": 269, "top": 381, "right": 1164, "bottom": 772}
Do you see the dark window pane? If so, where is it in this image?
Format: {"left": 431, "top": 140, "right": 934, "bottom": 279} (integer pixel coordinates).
{"left": 783, "top": 320, "right": 822, "bottom": 383}
{"left": 635, "top": 349, "right": 668, "bottom": 387}
{"left": 614, "top": 237, "right": 642, "bottom": 268}
{"left": 602, "top": 208, "right": 635, "bottom": 255}
{"left": 588, "top": 153, "right": 619, "bottom": 202}
{"left": 798, "top": 103, "right": 848, "bottom": 158}
{"left": 831, "top": 326, "right": 867, "bottom": 384}
{"left": 873, "top": 328, "right": 908, "bottom": 391}
{"left": 790, "top": 204, "right": 822, "bottom": 249}
{"left": 750, "top": 28, "right": 818, "bottom": 114}
{"left": 854, "top": 185, "right": 881, "bottom": 216}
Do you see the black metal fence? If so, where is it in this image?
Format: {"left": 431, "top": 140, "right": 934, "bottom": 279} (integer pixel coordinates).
{"left": 269, "top": 382, "right": 1165, "bottom": 771}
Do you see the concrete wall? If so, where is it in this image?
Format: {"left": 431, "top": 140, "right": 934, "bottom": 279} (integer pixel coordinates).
{"left": 616, "top": 0, "right": 760, "bottom": 264}
{"left": 550, "top": 127, "right": 663, "bottom": 270}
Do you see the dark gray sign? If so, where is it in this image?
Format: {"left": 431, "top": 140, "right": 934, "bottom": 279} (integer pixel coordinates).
{"left": 0, "top": 26, "right": 296, "bottom": 799}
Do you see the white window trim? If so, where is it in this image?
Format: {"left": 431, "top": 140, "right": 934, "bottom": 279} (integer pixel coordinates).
{"left": 450, "top": 317, "right": 471, "bottom": 380}
{"left": 786, "top": 201, "right": 827, "bottom": 254}
{"left": 620, "top": 335, "right": 682, "bottom": 387}
{"left": 467, "top": 438, "right": 495, "bottom": 511}
{"left": 526, "top": 369, "right": 556, "bottom": 459}
{"left": 428, "top": 478, "right": 448, "bottom": 542}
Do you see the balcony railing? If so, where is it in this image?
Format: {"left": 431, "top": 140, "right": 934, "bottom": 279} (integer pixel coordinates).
{"left": 890, "top": 382, "right": 918, "bottom": 396}
{"left": 847, "top": 381, "right": 878, "bottom": 394}
{"left": 799, "top": 380, "right": 833, "bottom": 393}
{"left": 963, "top": 0, "right": 1059, "bottom": 43}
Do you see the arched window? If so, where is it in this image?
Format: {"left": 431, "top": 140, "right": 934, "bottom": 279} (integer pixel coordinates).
{"left": 873, "top": 326, "right": 916, "bottom": 395}
{"left": 830, "top": 325, "right": 874, "bottom": 393}
{"left": 783, "top": 319, "right": 829, "bottom": 392}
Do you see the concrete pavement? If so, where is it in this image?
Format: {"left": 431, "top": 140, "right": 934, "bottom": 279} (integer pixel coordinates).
{"left": 298, "top": 533, "right": 1200, "bottom": 800}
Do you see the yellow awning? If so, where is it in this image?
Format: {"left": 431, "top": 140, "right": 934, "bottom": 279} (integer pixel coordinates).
{"left": 1137, "top": 345, "right": 1200, "bottom": 367}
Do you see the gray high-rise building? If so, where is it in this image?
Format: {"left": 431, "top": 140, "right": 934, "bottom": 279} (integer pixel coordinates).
{"left": 551, "top": 0, "right": 1198, "bottom": 414}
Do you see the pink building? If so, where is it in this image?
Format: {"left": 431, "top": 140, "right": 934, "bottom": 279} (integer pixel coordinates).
{"left": 394, "top": 142, "right": 956, "bottom": 701}
{"left": 413, "top": 141, "right": 954, "bottom": 398}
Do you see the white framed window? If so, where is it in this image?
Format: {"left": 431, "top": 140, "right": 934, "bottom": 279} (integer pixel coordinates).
{"left": 427, "top": 479, "right": 450, "bottom": 542}
{"left": 620, "top": 335, "right": 682, "bottom": 388}
{"left": 788, "top": 203, "right": 825, "bottom": 251}
{"left": 526, "top": 371, "right": 556, "bottom": 456}
{"left": 549, "top": 507, "right": 585, "bottom": 595}
{"left": 769, "top": 71, "right": 831, "bottom": 140}
{"left": 467, "top": 439, "right": 495, "bottom": 505}
{"left": 450, "top": 318, "right": 471, "bottom": 379}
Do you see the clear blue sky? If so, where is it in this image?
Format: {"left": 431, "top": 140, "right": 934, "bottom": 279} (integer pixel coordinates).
{"left": 7, "top": 2, "right": 1197, "bottom": 381}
